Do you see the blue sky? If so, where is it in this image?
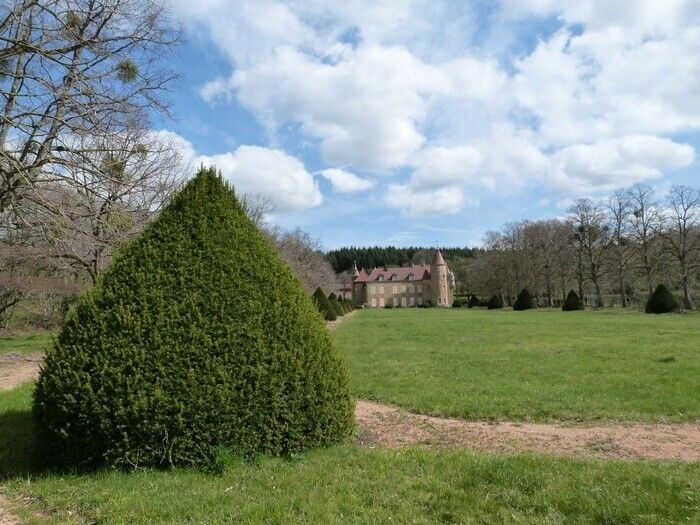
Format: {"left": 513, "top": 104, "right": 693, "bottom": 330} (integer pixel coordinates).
{"left": 157, "top": 0, "right": 700, "bottom": 249}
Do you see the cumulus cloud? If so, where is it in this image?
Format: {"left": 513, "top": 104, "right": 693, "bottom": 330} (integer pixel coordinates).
{"left": 196, "top": 145, "right": 323, "bottom": 212}
{"left": 550, "top": 135, "right": 695, "bottom": 192}
{"left": 320, "top": 168, "right": 374, "bottom": 193}
{"left": 384, "top": 183, "right": 469, "bottom": 216}
{"left": 171, "top": 0, "right": 700, "bottom": 215}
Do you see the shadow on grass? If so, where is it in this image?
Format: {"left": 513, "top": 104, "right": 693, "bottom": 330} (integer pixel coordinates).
{"left": 0, "top": 408, "right": 43, "bottom": 480}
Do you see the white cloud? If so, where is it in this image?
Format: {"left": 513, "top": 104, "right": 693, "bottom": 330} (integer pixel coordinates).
{"left": 228, "top": 45, "right": 450, "bottom": 171}
{"left": 197, "top": 145, "right": 323, "bottom": 212}
{"left": 550, "top": 135, "right": 695, "bottom": 193}
{"left": 172, "top": 0, "right": 700, "bottom": 215}
{"left": 320, "top": 168, "right": 374, "bottom": 193}
{"left": 384, "top": 183, "right": 469, "bottom": 216}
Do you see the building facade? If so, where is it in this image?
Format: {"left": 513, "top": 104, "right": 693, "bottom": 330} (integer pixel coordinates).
{"left": 351, "top": 250, "right": 454, "bottom": 308}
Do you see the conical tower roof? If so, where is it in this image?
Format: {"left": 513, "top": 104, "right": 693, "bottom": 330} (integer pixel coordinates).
{"left": 432, "top": 249, "right": 446, "bottom": 266}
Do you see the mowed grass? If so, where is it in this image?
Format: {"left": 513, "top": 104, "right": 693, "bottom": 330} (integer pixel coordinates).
{"left": 1, "top": 385, "right": 698, "bottom": 524}
{"left": 334, "top": 308, "right": 700, "bottom": 422}
{"left": 0, "top": 333, "right": 50, "bottom": 355}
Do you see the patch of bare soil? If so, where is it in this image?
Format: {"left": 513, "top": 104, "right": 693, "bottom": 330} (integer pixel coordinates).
{"left": 326, "top": 310, "right": 356, "bottom": 330}
{"left": 356, "top": 400, "right": 700, "bottom": 462}
{"left": 0, "top": 493, "right": 19, "bottom": 525}
{"left": 0, "top": 353, "right": 42, "bottom": 392}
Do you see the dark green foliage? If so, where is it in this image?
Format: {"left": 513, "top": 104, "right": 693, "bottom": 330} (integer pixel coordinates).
{"left": 513, "top": 289, "right": 536, "bottom": 311}
{"left": 326, "top": 246, "right": 480, "bottom": 273}
{"left": 328, "top": 293, "right": 345, "bottom": 317}
{"left": 33, "top": 167, "right": 354, "bottom": 470}
{"left": 562, "top": 290, "right": 584, "bottom": 311}
{"left": 313, "top": 287, "right": 337, "bottom": 321}
{"left": 645, "top": 284, "right": 679, "bottom": 314}
{"left": 452, "top": 296, "right": 469, "bottom": 307}
{"left": 384, "top": 303, "right": 394, "bottom": 309}
{"left": 468, "top": 295, "right": 482, "bottom": 308}
{"left": 487, "top": 295, "right": 504, "bottom": 310}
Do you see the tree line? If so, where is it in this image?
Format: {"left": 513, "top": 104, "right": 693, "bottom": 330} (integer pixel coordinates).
{"left": 466, "top": 184, "right": 700, "bottom": 309}
{"left": 326, "top": 246, "right": 479, "bottom": 274}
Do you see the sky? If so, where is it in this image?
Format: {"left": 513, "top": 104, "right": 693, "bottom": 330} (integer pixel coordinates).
{"left": 156, "top": 0, "right": 700, "bottom": 249}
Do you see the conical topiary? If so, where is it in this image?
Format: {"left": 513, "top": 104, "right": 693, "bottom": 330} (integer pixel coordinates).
{"left": 313, "top": 287, "right": 337, "bottom": 321}
{"left": 487, "top": 294, "right": 503, "bottom": 309}
{"left": 513, "top": 288, "right": 536, "bottom": 311}
{"left": 328, "top": 293, "right": 344, "bottom": 317}
{"left": 467, "top": 294, "right": 480, "bottom": 308}
{"left": 645, "top": 284, "right": 679, "bottom": 314}
{"left": 33, "top": 167, "right": 354, "bottom": 470}
{"left": 562, "top": 290, "right": 584, "bottom": 311}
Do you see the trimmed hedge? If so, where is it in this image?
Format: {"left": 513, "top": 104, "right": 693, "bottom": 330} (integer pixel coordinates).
{"left": 313, "top": 287, "right": 337, "bottom": 321}
{"left": 513, "top": 288, "right": 536, "bottom": 311}
{"left": 645, "top": 284, "right": 679, "bottom": 314}
{"left": 562, "top": 290, "right": 584, "bottom": 311}
{"left": 33, "top": 167, "right": 354, "bottom": 470}
{"left": 487, "top": 295, "right": 504, "bottom": 309}
{"left": 328, "top": 293, "right": 345, "bottom": 316}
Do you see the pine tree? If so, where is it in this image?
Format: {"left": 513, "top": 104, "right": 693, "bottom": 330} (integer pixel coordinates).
{"left": 562, "top": 290, "right": 584, "bottom": 311}
{"left": 645, "top": 284, "right": 679, "bottom": 314}
{"left": 513, "top": 288, "right": 536, "bottom": 311}
{"left": 313, "top": 287, "right": 337, "bottom": 321}
{"left": 33, "top": 167, "right": 353, "bottom": 470}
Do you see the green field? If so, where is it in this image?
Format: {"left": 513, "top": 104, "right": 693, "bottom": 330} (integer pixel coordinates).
{"left": 0, "top": 334, "right": 51, "bottom": 355}
{"left": 1, "top": 384, "right": 698, "bottom": 524}
{"left": 334, "top": 308, "right": 700, "bottom": 422}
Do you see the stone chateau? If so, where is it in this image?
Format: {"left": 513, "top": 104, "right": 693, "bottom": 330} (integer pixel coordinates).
{"left": 351, "top": 250, "right": 454, "bottom": 308}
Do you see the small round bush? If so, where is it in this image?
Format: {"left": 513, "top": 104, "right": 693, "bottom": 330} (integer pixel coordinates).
{"left": 313, "top": 287, "right": 337, "bottom": 321}
{"left": 33, "top": 168, "right": 354, "bottom": 470}
{"left": 513, "top": 288, "right": 536, "bottom": 311}
{"left": 467, "top": 294, "right": 481, "bottom": 308}
{"left": 645, "top": 284, "right": 679, "bottom": 314}
{"left": 487, "top": 295, "right": 503, "bottom": 309}
{"left": 562, "top": 290, "right": 584, "bottom": 311}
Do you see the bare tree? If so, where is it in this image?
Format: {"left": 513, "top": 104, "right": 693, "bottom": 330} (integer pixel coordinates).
{"left": 568, "top": 199, "right": 610, "bottom": 307}
{"left": 0, "top": 0, "right": 179, "bottom": 213}
{"left": 605, "top": 190, "right": 635, "bottom": 307}
{"left": 16, "top": 130, "right": 186, "bottom": 283}
{"left": 627, "top": 184, "right": 663, "bottom": 295}
{"left": 661, "top": 185, "right": 700, "bottom": 309}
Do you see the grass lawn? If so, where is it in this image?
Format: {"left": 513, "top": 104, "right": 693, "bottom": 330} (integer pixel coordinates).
{"left": 334, "top": 308, "right": 700, "bottom": 422}
{"left": 0, "top": 334, "right": 51, "bottom": 355}
{"left": 1, "top": 384, "right": 698, "bottom": 524}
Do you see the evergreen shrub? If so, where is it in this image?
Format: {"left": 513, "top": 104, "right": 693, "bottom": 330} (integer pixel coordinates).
{"left": 487, "top": 295, "right": 503, "bottom": 309}
{"left": 33, "top": 167, "right": 354, "bottom": 470}
{"left": 645, "top": 284, "right": 679, "bottom": 314}
{"left": 562, "top": 290, "right": 584, "bottom": 311}
{"left": 313, "top": 287, "right": 337, "bottom": 321}
{"left": 513, "top": 288, "right": 536, "bottom": 311}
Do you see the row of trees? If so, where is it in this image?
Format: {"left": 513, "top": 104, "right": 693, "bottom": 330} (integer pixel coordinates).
{"left": 325, "top": 246, "right": 479, "bottom": 274}
{"left": 466, "top": 184, "right": 700, "bottom": 309}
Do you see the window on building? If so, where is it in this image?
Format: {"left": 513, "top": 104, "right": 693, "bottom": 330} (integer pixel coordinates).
{"left": 407, "top": 273, "right": 414, "bottom": 281}
{"left": 390, "top": 274, "right": 398, "bottom": 281}
{"left": 392, "top": 285, "right": 398, "bottom": 294}
{"left": 371, "top": 298, "right": 376, "bottom": 307}
{"left": 393, "top": 297, "right": 398, "bottom": 306}
{"left": 378, "top": 275, "right": 384, "bottom": 282}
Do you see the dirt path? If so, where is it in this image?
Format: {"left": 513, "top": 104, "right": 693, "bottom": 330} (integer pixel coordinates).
{"left": 356, "top": 400, "right": 700, "bottom": 462}
{"left": 0, "top": 493, "right": 18, "bottom": 525}
{"left": 0, "top": 354, "right": 42, "bottom": 392}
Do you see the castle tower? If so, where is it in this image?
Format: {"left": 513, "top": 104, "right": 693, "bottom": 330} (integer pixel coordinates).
{"left": 430, "top": 249, "right": 450, "bottom": 307}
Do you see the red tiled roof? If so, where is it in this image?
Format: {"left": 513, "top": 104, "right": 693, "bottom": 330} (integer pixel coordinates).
{"left": 366, "top": 264, "right": 430, "bottom": 282}
{"left": 354, "top": 268, "right": 369, "bottom": 282}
